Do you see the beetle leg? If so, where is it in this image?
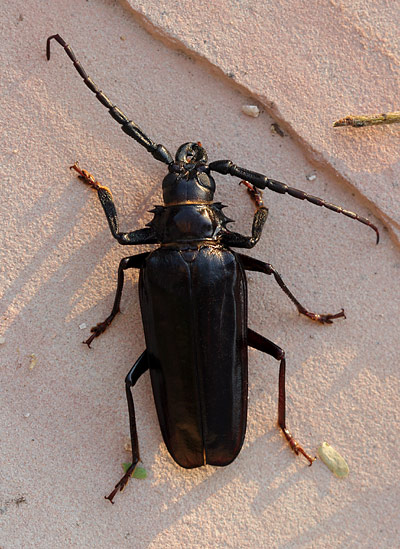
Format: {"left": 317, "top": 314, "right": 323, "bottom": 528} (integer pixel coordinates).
{"left": 248, "top": 328, "right": 315, "bottom": 465}
{"left": 106, "top": 351, "right": 149, "bottom": 504}
{"left": 221, "top": 181, "right": 268, "bottom": 248}
{"left": 239, "top": 180, "right": 265, "bottom": 209}
{"left": 239, "top": 254, "right": 346, "bottom": 324}
{"left": 84, "top": 253, "right": 149, "bottom": 347}
{"left": 70, "top": 163, "right": 158, "bottom": 245}
{"left": 221, "top": 206, "right": 268, "bottom": 248}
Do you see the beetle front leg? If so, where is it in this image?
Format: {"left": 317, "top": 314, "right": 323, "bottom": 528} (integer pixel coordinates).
{"left": 221, "top": 206, "right": 268, "bottom": 249}
{"left": 248, "top": 328, "right": 315, "bottom": 464}
{"left": 84, "top": 253, "right": 149, "bottom": 347}
{"left": 221, "top": 181, "right": 268, "bottom": 248}
{"left": 239, "top": 254, "right": 345, "bottom": 324}
{"left": 70, "top": 163, "right": 158, "bottom": 245}
{"left": 106, "top": 351, "right": 149, "bottom": 504}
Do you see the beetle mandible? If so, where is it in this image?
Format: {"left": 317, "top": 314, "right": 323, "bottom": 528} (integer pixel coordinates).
{"left": 46, "top": 35, "right": 379, "bottom": 503}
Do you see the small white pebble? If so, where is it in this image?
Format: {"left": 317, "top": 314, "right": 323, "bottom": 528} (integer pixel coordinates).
{"left": 318, "top": 442, "right": 349, "bottom": 478}
{"left": 0, "top": 336, "right": 5, "bottom": 344}
{"left": 12, "top": 149, "right": 18, "bottom": 154}
{"left": 306, "top": 173, "right": 317, "bottom": 181}
{"left": 79, "top": 323, "right": 87, "bottom": 330}
{"left": 29, "top": 354, "right": 37, "bottom": 370}
{"left": 242, "top": 105, "right": 260, "bottom": 118}
{"left": 24, "top": 413, "right": 31, "bottom": 418}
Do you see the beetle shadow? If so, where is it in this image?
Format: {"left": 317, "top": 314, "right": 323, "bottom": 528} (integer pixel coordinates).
{"left": 2, "top": 184, "right": 84, "bottom": 327}
{"left": 268, "top": 483, "right": 397, "bottom": 547}
{"left": 135, "top": 433, "right": 313, "bottom": 546}
{"left": 141, "top": 425, "right": 397, "bottom": 548}
{"left": 2, "top": 168, "right": 160, "bottom": 350}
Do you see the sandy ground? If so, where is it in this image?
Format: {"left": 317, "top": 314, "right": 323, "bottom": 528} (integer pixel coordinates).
{"left": 1, "top": 1, "right": 399, "bottom": 548}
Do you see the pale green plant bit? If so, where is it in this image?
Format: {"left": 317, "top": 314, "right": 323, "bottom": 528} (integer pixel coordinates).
{"left": 122, "top": 462, "right": 147, "bottom": 479}
{"left": 333, "top": 111, "right": 400, "bottom": 128}
{"left": 317, "top": 442, "right": 349, "bottom": 478}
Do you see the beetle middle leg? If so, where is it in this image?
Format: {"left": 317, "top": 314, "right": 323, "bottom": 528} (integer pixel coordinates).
{"left": 105, "top": 350, "right": 149, "bottom": 504}
{"left": 239, "top": 254, "right": 345, "bottom": 324}
{"left": 84, "top": 253, "right": 149, "bottom": 347}
{"left": 248, "top": 328, "right": 315, "bottom": 464}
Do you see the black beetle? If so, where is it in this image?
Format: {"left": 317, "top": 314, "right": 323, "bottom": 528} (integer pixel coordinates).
{"left": 47, "top": 35, "right": 379, "bottom": 503}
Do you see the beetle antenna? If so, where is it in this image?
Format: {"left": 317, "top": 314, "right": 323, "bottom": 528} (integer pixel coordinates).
{"left": 209, "top": 160, "right": 380, "bottom": 244}
{"left": 263, "top": 177, "right": 380, "bottom": 244}
{"left": 46, "top": 34, "right": 173, "bottom": 166}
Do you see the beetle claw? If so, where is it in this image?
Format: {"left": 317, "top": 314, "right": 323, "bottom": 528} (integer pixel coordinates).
{"left": 82, "top": 338, "right": 93, "bottom": 348}
{"left": 104, "top": 491, "right": 117, "bottom": 504}
{"left": 105, "top": 470, "right": 134, "bottom": 504}
{"left": 282, "top": 427, "right": 315, "bottom": 465}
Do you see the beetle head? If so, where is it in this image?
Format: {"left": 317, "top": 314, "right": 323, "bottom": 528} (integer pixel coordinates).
{"left": 175, "top": 142, "right": 208, "bottom": 165}
{"left": 162, "top": 142, "right": 215, "bottom": 205}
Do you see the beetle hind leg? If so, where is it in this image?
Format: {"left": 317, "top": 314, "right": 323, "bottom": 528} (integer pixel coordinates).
{"left": 105, "top": 351, "right": 149, "bottom": 504}
{"left": 248, "top": 328, "right": 315, "bottom": 465}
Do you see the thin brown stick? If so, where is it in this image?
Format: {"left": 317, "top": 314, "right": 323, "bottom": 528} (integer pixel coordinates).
{"left": 333, "top": 111, "right": 400, "bottom": 128}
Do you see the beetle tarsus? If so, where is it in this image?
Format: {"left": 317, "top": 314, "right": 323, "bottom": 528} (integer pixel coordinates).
{"left": 70, "top": 162, "right": 107, "bottom": 191}
{"left": 105, "top": 493, "right": 116, "bottom": 504}
{"left": 300, "top": 307, "right": 346, "bottom": 324}
{"left": 282, "top": 428, "right": 315, "bottom": 465}
{"left": 105, "top": 487, "right": 118, "bottom": 504}
{"left": 84, "top": 315, "right": 117, "bottom": 347}
{"left": 105, "top": 465, "right": 137, "bottom": 503}
{"left": 105, "top": 477, "right": 127, "bottom": 504}
{"left": 239, "top": 180, "right": 265, "bottom": 209}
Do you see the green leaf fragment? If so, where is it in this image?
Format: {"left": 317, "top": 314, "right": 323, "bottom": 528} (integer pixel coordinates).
{"left": 133, "top": 466, "right": 147, "bottom": 479}
{"left": 317, "top": 442, "right": 349, "bottom": 478}
{"left": 122, "top": 463, "right": 147, "bottom": 479}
